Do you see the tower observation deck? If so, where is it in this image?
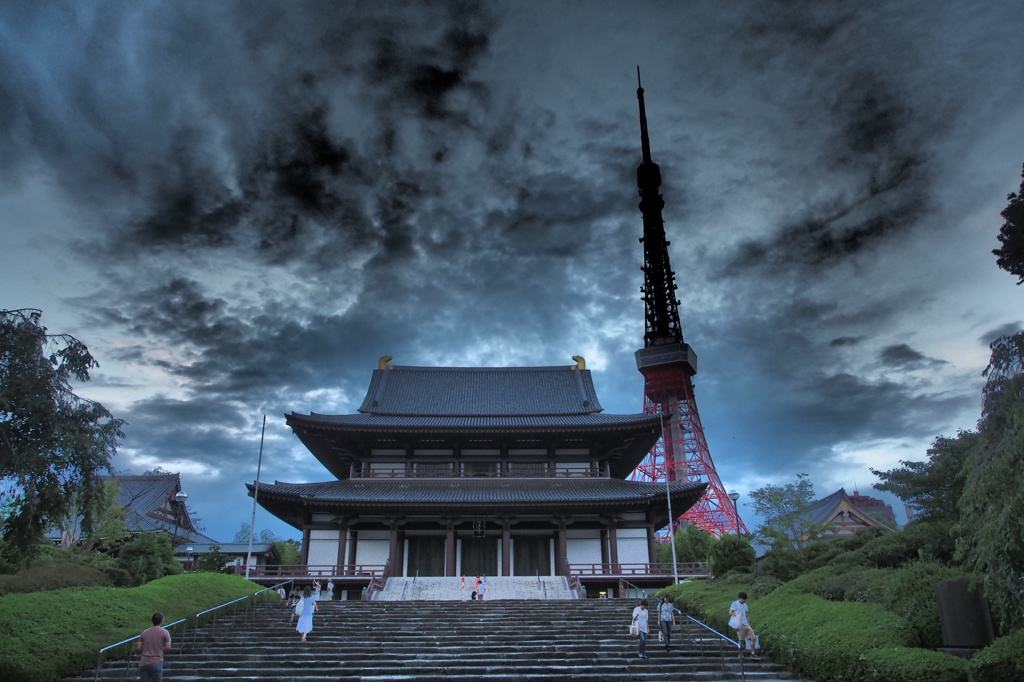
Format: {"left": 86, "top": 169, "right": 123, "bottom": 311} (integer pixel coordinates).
{"left": 627, "top": 70, "right": 748, "bottom": 537}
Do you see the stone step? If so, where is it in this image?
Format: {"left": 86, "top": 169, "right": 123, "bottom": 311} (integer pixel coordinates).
{"left": 67, "top": 600, "right": 812, "bottom": 682}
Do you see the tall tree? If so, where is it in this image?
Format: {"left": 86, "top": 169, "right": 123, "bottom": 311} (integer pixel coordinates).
{"left": 0, "top": 309, "right": 125, "bottom": 564}
{"left": 233, "top": 524, "right": 278, "bottom": 544}
{"left": 54, "top": 478, "right": 130, "bottom": 552}
{"left": 994, "top": 164, "right": 1024, "bottom": 284}
{"left": 956, "top": 331, "right": 1024, "bottom": 631}
{"left": 871, "top": 430, "right": 978, "bottom": 524}
{"left": 749, "top": 473, "right": 830, "bottom": 551}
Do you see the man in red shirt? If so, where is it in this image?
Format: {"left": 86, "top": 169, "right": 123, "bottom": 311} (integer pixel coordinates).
{"left": 137, "top": 612, "right": 172, "bottom": 681}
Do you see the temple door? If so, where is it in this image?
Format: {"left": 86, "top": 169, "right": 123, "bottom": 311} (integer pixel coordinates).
{"left": 406, "top": 537, "right": 445, "bottom": 577}
{"left": 513, "top": 537, "right": 551, "bottom": 576}
{"left": 460, "top": 537, "right": 498, "bottom": 576}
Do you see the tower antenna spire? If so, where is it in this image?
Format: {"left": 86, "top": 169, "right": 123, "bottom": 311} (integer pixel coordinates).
{"left": 637, "top": 66, "right": 653, "bottom": 165}
{"left": 628, "top": 74, "right": 748, "bottom": 538}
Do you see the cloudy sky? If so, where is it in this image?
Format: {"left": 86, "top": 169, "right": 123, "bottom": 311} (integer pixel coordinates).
{"left": 2, "top": 1, "right": 1022, "bottom": 543}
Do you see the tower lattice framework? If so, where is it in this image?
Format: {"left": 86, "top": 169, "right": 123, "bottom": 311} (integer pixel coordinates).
{"left": 627, "top": 70, "right": 748, "bottom": 537}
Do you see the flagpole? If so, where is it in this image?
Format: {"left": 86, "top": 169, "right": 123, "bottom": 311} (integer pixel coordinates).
{"left": 245, "top": 415, "right": 267, "bottom": 580}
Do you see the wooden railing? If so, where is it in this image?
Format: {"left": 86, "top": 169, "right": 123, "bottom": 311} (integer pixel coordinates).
{"left": 351, "top": 467, "right": 603, "bottom": 479}
{"left": 238, "top": 564, "right": 387, "bottom": 580}
{"left": 567, "top": 562, "right": 709, "bottom": 577}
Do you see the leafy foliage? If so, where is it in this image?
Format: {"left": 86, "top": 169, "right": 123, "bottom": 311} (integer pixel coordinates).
{"left": 956, "top": 331, "right": 1024, "bottom": 632}
{"left": 993, "top": 164, "right": 1024, "bottom": 284}
{"left": 194, "top": 544, "right": 229, "bottom": 572}
{"left": 274, "top": 538, "right": 302, "bottom": 565}
{"left": 708, "top": 533, "right": 755, "bottom": 577}
{"left": 0, "top": 309, "right": 125, "bottom": 565}
{"left": 53, "top": 479, "right": 130, "bottom": 552}
{"left": 872, "top": 431, "right": 977, "bottom": 524}
{"left": 115, "top": 532, "right": 182, "bottom": 585}
{"left": 656, "top": 522, "right": 714, "bottom": 565}
{"left": 749, "top": 473, "right": 832, "bottom": 550}
{"left": 233, "top": 524, "right": 278, "bottom": 543}
{"left": 969, "top": 628, "right": 1024, "bottom": 682}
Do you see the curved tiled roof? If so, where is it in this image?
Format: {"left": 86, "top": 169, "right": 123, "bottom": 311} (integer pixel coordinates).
{"left": 289, "top": 411, "right": 661, "bottom": 431}
{"left": 356, "top": 365, "right": 604, "bottom": 416}
{"left": 249, "top": 478, "right": 707, "bottom": 527}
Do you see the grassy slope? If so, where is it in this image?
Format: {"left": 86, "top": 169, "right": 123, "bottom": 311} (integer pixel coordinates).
{"left": 0, "top": 573, "right": 274, "bottom": 682}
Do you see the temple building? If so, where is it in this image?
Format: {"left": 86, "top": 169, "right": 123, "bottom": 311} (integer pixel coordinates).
{"left": 250, "top": 356, "right": 706, "bottom": 592}
{"left": 808, "top": 488, "right": 898, "bottom": 537}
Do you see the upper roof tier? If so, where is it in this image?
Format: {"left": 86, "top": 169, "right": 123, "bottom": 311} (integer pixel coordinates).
{"left": 356, "top": 362, "right": 604, "bottom": 417}
{"left": 285, "top": 359, "right": 667, "bottom": 480}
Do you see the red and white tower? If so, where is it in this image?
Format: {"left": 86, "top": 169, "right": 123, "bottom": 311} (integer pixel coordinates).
{"left": 627, "top": 71, "right": 748, "bottom": 536}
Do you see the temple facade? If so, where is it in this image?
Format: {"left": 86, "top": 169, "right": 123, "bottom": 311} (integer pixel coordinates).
{"left": 250, "top": 356, "right": 706, "bottom": 588}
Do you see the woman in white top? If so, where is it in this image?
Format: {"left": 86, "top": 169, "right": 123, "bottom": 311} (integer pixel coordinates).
{"left": 631, "top": 599, "right": 650, "bottom": 658}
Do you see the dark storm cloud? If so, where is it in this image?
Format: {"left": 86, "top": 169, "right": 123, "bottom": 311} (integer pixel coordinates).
{"left": 723, "top": 74, "right": 931, "bottom": 274}
{"left": 879, "top": 344, "right": 945, "bottom": 370}
{"left": 3, "top": 1, "right": 1021, "bottom": 541}
{"left": 980, "top": 322, "right": 1023, "bottom": 347}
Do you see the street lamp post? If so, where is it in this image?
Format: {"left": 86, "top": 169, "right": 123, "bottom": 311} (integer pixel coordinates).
{"left": 171, "top": 491, "right": 188, "bottom": 549}
{"left": 728, "top": 491, "right": 740, "bottom": 535}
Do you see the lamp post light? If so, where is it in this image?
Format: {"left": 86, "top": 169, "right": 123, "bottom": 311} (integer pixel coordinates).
{"left": 186, "top": 546, "right": 195, "bottom": 572}
{"left": 728, "top": 490, "right": 740, "bottom": 535}
{"left": 171, "top": 491, "right": 188, "bottom": 549}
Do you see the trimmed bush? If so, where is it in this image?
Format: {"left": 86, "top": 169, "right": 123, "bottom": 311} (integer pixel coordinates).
{"left": 0, "top": 560, "right": 106, "bottom": 595}
{"left": 756, "top": 587, "right": 912, "bottom": 680}
{"left": 859, "top": 646, "right": 970, "bottom": 682}
{"left": 969, "top": 629, "right": 1024, "bottom": 682}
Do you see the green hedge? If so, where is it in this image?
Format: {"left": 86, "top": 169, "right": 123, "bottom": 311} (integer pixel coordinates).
{"left": 669, "top": 573, "right": 973, "bottom": 682}
{"left": 0, "top": 573, "right": 273, "bottom": 682}
{"left": 969, "top": 629, "right": 1024, "bottom": 682}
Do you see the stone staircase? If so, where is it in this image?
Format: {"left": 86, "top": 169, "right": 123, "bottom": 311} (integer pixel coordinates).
{"left": 71, "top": 598, "right": 813, "bottom": 681}
{"left": 377, "top": 575, "right": 575, "bottom": 600}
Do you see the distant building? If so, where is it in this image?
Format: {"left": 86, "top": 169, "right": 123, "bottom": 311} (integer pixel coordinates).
{"left": 809, "top": 488, "right": 898, "bottom": 537}
{"left": 48, "top": 472, "right": 280, "bottom": 571}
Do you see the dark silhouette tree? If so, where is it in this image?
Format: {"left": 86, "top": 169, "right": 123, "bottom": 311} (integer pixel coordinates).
{"left": 994, "top": 164, "right": 1024, "bottom": 284}
{"left": 0, "top": 309, "right": 125, "bottom": 565}
{"left": 871, "top": 430, "right": 978, "bottom": 525}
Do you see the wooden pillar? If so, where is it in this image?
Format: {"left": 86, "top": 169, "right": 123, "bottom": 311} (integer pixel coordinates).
{"left": 646, "top": 510, "right": 657, "bottom": 567}
{"left": 445, "top": 520, "right": 457, "bottom": 578}
{"left": 599, "top": 527, "right": 610, "bottom": 570}
{"left": 300, "top": 525, "right": 311, "bottom": 567}
{"left": 336, "top": 522, "right": 348, "bottom": 575}
{"left": 388, "top": 520, "right": 401, "bottom": 577}
{"left": 608, "top": 522, "right": 619, "bottom": 573}
{"left": 555, "top": 519, "right": 567, "bottom": 577}
{"left": 345, "top": 530, "right": 358, "bottom": 575}
{"left": 501, "top": 520, "right": 511, "bottom": 577}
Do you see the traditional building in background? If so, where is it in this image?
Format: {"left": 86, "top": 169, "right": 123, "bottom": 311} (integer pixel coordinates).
{"left": 250, "top": 356, "right": 706, "bottom": 594}
{"left": 809, "top": 488, "right": 898, "bottom": 537}
{"left": 49, "top": 473, "right": 279, "bottom": 571}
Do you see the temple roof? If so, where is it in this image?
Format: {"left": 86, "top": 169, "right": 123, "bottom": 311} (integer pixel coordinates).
{"left": 286, "top": 361, "right": 666, "bottom": 479}
{"left": 807, "top": 488, "right": 897, "bottom": 534}
{"left": 109, "top": 474, "right": 215, "bottom": 543}
{"left": 356, "top": 364, "right": 605, "bottom": 416}
{"left": 248, "top": 478, "right": 707, "bottom": 528}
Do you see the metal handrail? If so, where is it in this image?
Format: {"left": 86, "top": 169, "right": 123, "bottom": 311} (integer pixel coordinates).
{"left": 91, "top": 580, "right": 291, "bottom": 681}
{"left": 681, "top": 614, "right": 749, "bottom": 681}
{"left": 94, "top": 618, "right": 186, "bottom": 681}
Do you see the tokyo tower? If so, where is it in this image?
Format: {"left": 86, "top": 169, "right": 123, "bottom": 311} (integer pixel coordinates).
{"left": 627, "top": 70, "right": 748, "bottom": 537}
